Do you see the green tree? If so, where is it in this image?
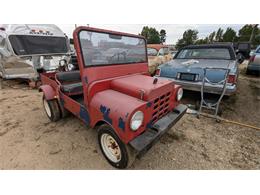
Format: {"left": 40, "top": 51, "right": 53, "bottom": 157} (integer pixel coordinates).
{"left": 238, "top": 24, "right": 254, "bottom": 41}
{"left": 176, "top": 29, "right": 198, "bottom": 49}
{"left": 140, "top": 26, "right": 161, "bottom": 44}
{"left": 238, "top": 24, "right": 260, "bottom": 47}
{"left": 215, "top": 28, "right": 224, "bottom": 42}
{"left": 222, "top": 27, "right": 237, "bottom": 42}
{"left": 196, "top": 38, "right": 208, "bottom": 45}
{"left": 159, "top": 29, "right": 166, "bottom": 44}
{"left": 208, "top": 31, "right": 216, "bottom": 43}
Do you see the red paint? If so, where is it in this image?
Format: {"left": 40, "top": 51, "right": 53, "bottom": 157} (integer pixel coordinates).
{"left": 39, "top": 85, "right": 55, "bottom": 100}
{"left": 40, "top": 26, "right": 182, "bottom": 144}
{"left": 147, "top": 44, "right": 168, "bottom": 51}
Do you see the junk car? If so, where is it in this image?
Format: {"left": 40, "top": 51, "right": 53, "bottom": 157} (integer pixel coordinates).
{"left": 147, "top": 44, "right": 172, "bottom": 75}
{"left": 39, "top": 26, "right": 187, "bottom": 169}
{"left": 0, "top": 24, "right": 71, "bottom": 85}
{"left": 247, "top": 45, "right": 260, "bottom": 75}
{"left": 155, "top": 44, "right": 239, "bottom": 96}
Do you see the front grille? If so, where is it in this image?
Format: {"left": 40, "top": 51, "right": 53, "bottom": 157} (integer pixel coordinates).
{"left": 152, "top": 91, "right": 171, "bottom": 123}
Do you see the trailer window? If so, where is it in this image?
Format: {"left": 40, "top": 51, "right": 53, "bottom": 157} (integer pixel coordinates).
{"left": 9, "top": 35, "right": 69, "bottom": 55}
{"left": 79, "top": 30, "right": 147, "bottom": 66}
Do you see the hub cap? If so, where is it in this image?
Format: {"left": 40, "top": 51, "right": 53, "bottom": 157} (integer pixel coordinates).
{"left": 100, "top": 133, "right": 121, "bottom": 163}
{"left": 43, "top": 98, "right": 51, "bottom": 117}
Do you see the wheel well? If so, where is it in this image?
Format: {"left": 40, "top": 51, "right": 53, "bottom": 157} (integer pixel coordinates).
{"left": 94, "top": 120, "right": 108, "bottom": 129}
{"left": 39, "top": 85, "right": 55, "bottom": 100}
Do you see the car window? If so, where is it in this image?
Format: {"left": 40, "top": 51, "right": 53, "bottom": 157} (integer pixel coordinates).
{"left": 163, "top": 47, "right": 169, "bottom": 55}
{"left": 147, "top": 48, "right": 158, "bottom": 56}
{"left": 9, "top": 35, "right": 69, "bottom": 55}
{"left": 256, "top": 47, "right": 260, "bottom": 53}
{"left": 158, "top": 48, "right": 164, "bottom": 56}
{"left": 176, "top": 48, "right": 231, "bottom": 60}
{"left": 79, "top": 30, "right": 147, "bottom": 66}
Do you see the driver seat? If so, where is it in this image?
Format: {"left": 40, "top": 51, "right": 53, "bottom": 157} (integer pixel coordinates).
{"left": 56, "top": 71, "right": 83, "bottom": 95}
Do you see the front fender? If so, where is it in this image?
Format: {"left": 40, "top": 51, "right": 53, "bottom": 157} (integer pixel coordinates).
{"left": 39, "top": 85, "right": 56, "bottom": 100}
{"left": 89, "top": 89, "right": 148, "bottom": 143}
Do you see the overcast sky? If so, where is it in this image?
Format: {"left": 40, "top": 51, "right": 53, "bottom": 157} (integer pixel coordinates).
{"left": 57, "top": 24, "right": 244, "bottom": 44}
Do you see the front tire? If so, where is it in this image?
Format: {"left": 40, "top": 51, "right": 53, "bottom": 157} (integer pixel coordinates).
{"left": 97, "top": 124, "right": 136, "bottom": 169}
{"left": 43, "top": 96, "right": 61, "bottom": 122}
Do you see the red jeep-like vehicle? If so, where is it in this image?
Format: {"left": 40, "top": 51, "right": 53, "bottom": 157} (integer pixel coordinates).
{"left": 39, "top": 26, "right": 187, "bottom": 169}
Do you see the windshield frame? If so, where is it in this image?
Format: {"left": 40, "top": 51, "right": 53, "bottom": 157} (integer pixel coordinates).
{"left": 7, "top": 34, "right": 70, "bottom": 57}
{"left": 174, "top": 45, "right": 236, "bottom": 60}
{"left": 77, "top": 28, "right": 148, "bottom": 68}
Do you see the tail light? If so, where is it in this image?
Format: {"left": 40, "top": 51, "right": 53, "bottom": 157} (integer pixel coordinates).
{"left": 249, "top": 55, "right": 255, "bottom": 62}
{"left": 228, "top": 74, "right": 237, "bottom": 84}
{"left": 155, "top": 69, "right": 161, "bottom": 76}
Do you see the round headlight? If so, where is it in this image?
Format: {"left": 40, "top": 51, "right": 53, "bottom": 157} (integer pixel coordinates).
{"left": 130, "top": 111, "right": 144, "bottom": 131}
{"left": 67, "top": 64, "right": 75, "bottom": 71}
{"left": 59, "top": 59, "right": 67, "bottom": 66}
{"left": 177, "top": 88, "right": 183, "bottom": 101}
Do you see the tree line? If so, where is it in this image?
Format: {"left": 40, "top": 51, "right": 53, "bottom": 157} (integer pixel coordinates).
{"left": 140, "top": 24, "right": 260, "bottom": 49}
{"left": 176, "top": 24, "right": 260, "bottom": 49}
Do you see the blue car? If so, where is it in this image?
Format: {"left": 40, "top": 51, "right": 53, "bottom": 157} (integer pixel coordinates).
{"left": 155, "top": 44, "right": 239, "bottom": 96}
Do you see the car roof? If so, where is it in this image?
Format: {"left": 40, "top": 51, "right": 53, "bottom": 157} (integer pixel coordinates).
{"left": 147, "top": 44, "right": 168, "bottom": 51}
{"left": 183, "top": 43, "right": 234, "bottom": 49}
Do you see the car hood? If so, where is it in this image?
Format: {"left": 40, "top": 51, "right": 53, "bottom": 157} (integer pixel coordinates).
{"left": 110, "top": 74, "right": 175, "bottom": 101}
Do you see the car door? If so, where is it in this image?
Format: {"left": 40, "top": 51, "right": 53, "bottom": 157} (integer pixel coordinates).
{"left": 254, "top": 47, "right": 260, "bottom": 65}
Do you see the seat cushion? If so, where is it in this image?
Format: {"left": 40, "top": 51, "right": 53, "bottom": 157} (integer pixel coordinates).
{"left": 61, "top": 82, "right": 83, "bottom": 94}
{"left": 56, "top": 71, "right": 81, "bottom": 83}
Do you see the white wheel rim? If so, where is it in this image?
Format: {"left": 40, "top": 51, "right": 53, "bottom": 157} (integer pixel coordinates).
{"left": 101, "top": 133, "right": 121, "bottom": 163}
{"left": 43, "top": 98, "right": 51, "bottom": 117}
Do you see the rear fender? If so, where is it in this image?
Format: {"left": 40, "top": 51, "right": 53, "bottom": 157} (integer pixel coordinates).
{"left": 39, "top": 85, "right": 56, "bottom": 100}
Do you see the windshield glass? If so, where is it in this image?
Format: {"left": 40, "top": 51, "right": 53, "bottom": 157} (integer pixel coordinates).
{"left": 147, "top": 48, "right": 158, "bottom": 56}
{"left": 9, "top": 35, "right": 69, "bottom": 55}
{"left": 176, "top": 48, "right": 231, "bottom": 60}
{"left": 256, "top": 47, "right": 260, "bottom": 53}
{"left": 79, "top": 30, "right": 147, "bottom": 66}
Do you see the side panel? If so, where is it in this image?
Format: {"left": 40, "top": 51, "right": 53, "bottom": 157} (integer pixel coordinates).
{"left": 81, "top": 63, "right": 148, "bottom": 85}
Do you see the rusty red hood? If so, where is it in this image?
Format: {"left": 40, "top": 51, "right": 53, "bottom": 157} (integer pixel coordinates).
{"left": 110, "top": 74, "right": 174, "bottom": 101}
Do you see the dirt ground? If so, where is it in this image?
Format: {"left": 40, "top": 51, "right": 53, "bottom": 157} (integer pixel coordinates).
{"left": 0, "top": 62, "right": 259, "bottom": 170}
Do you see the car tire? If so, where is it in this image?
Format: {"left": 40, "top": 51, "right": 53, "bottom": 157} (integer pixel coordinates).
{"left": 246, "top": 69, "right": 251, "bottom": 75}
{"left": 42, "top": 96, "right": 61, "bottom": 122}
{"left": 98, "top": 124, "right": 136, "bottom": 169}
{"left": 57, "top": 100, "right": 70, "bottom": 118}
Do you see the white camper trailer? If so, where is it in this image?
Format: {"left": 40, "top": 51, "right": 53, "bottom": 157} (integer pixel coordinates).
{"left": 0, "top": 24, "right": 71, "bottom": 83}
